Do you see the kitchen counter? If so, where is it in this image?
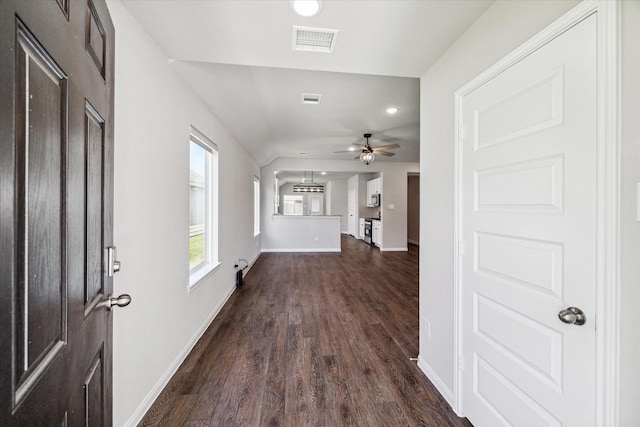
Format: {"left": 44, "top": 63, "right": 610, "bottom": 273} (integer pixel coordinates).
{"left": 263, "top": 215, "right": 341, "bottom": 252}
{"left": 274, "top": 215, "right": 342, "bottom": 218}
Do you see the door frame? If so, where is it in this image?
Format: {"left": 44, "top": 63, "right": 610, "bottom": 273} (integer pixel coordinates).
{"left": 452, "top": 1, "right": 620, "bottom": 424}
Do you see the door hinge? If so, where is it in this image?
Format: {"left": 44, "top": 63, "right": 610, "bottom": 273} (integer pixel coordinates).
{"left": 458, "top": 125, "right": 466, "bottom": 142}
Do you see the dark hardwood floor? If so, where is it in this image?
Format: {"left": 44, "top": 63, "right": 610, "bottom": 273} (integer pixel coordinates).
{"left": 139, "top": 235, "right": 472, "bottom": 427}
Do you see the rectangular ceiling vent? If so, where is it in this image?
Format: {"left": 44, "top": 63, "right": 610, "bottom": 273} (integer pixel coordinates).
{"left": 302, "top": 93, "right": 322, "bottom": 105}
{"left": 292, "top": 26, "right": 339, "bottom": 53}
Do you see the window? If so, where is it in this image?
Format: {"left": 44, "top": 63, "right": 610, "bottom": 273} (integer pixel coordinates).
{"left": 283, "top": 195, "right": 304, "bottom": 215}
{"left": 254, "top": 177, "right": 260, "bottom": 236}
{"left": 274, "top": 175, "right": 280, "bottom": 213}
{"left": 189, "top": 127, "right": 219, "bottom": 288}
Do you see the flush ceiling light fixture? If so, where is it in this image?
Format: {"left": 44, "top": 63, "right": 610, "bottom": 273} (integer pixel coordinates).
{"left": 386, "top": 107, "right": 399, "bottom": 114}
{"left": 291, "top": 0, "right": 321, "bottom": 17}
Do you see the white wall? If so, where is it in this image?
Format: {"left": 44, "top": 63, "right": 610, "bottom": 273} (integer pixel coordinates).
{"left": 325, "top": 180, "right": 333, "bottom": 215}
{"left": 107, "top": 2, "right": 261, "bottom": 426}
{"left": 419, "top": 0, "right": 579, "bottom": 406}
{"left": 262, "top": 158, "right": 418, "bottom": 251}
{"left": 326, "top": 179, "right": 349, "bottom": 233}
{"left": 618, "top": 1, "right": 640, "bottom": 424}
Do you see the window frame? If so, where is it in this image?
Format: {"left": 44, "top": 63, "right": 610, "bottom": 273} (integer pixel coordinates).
{"left": 283, "top": 194, "right": 304, "bottom": 215}
{"left": 188, "top": 126, "right": 219, "bottom": 289}
{"left": 253, "top": 176, "right": 260, "bottom": 236}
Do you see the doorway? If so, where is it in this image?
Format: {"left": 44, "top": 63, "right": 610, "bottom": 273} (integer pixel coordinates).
{"left": 407, "top": 173, "right": 420, "bottom": 246}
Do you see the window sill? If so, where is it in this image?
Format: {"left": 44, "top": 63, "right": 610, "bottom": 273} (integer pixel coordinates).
{"left": 188, "top": 261, "right": 221, "bottom": 291}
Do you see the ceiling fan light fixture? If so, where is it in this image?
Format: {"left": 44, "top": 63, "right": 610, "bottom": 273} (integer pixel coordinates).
{"left": 360, "top": 151, "right": 375, "bottom": 165}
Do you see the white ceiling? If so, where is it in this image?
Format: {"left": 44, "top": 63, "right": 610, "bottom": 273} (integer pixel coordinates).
{"left": 122, "top": 0, "right": 494, "bottom": 166}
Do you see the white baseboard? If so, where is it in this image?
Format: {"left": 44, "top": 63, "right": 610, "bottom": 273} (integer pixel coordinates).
{"left": 261, "top": 248, "right": 341, "bottom": 253}
{"left": 408, "top": 239, "right": 419, "bottom": 245}
{"left": 417, "top": 355, "right": 457, "bottom": 413}
{"left": 123, "top": 285, "right": 236, "bottom": 427}
{"left": 380, "top": 247, "right": 408, "bottom": 252}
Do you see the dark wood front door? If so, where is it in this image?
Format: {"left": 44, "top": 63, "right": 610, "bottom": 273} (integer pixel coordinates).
{"left": 0, "top": 0, "right": 115, "bottom": 425}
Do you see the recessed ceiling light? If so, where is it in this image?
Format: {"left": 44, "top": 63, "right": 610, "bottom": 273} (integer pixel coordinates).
{"left": 291, "top": 0, "right": 321, "bottom": 17}
{"left": 349, "top": 147, "right": 356, "bottom": 152}
{"left": 321, "top": 171, "right": 327, "bottom": 175}
{"left": 298, "top": 152, "right": 308, "bottom": 155}
{"left": 386, "top": 107, "right": 399, "bottom": 114}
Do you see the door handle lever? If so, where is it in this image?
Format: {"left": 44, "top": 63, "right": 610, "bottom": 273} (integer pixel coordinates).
{"left": 98, "top": 294, "right": 131, "bottom": 310}
{"left": 558, "top": 307, "right": 586, "bottom": 325}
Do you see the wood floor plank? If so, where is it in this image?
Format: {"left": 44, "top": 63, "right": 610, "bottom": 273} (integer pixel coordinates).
{"left": 259, "top": 380, "right": 285, "bottom": 427}
{"left": 139, "top": 235, "right": 472, "bottom": 427}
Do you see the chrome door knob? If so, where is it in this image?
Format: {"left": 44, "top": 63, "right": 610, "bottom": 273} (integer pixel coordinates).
{"left": 558, "top": 307, "right": 586, "bottom": 325}
{"left": 98, "top": 294, "right": 131, "bottom": 310}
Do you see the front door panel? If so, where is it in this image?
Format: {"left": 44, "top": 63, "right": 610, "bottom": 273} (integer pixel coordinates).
{"left": 0, "top": 1, "right": 115, "bottom": 425}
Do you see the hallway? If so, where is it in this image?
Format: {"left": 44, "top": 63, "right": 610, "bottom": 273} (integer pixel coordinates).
{"left": 140, "top": 236, "right": 471, "bottom": 426}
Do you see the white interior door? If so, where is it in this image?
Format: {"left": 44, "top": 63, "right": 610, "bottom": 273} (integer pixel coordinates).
{"left": 309, "top": 194, "right": 323, "bottom": 215}
{"left": 348, "top": 189, "right": 356, "bottom": 235}
{"left": 459, "top": 14, "right": 596, "bottom": 426}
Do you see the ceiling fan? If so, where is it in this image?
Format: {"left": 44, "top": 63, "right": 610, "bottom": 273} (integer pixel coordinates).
{"left": 334, "top": 133, "right": 400, "bottom": 165}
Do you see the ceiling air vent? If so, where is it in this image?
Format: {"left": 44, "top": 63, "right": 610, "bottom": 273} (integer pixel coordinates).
{"left": 292, "top": 26, "right": 339, "bottom": 53}
{"left": 302, "top": 93, "right": 322, "bottom": 105}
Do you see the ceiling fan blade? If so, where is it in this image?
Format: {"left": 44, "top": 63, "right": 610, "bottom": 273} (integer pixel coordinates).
{"left": 354, "top": 155, "right": 361, "bottom": 160}
{"left": 372, "top": 143, "right": 400, "bottom": 150}
{"left": 352, "top": 144, "right": 367, "bottom": 149}
{"left": 374, "top": 151, "right": 395, "bottom": 157}
{"left": 333, "top": 150, "right": 356, "bottom": 153}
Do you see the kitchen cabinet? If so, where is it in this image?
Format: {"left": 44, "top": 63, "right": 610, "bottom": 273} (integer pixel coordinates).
{"left": 372, "top": 220, "right": 382, "bottom": 247}
{"left": 366, "top": 177, "right": 382, "bottom": 207}
{"left": 359, "top": 218, "right": 365, "bottom": 239}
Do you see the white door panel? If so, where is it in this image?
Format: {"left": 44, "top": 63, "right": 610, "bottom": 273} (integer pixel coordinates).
{"left": 348, "top": 189, "right": 356, "bottom": 236}
{"left": 460, "top": 14, "right": 596, "bottom": 427}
